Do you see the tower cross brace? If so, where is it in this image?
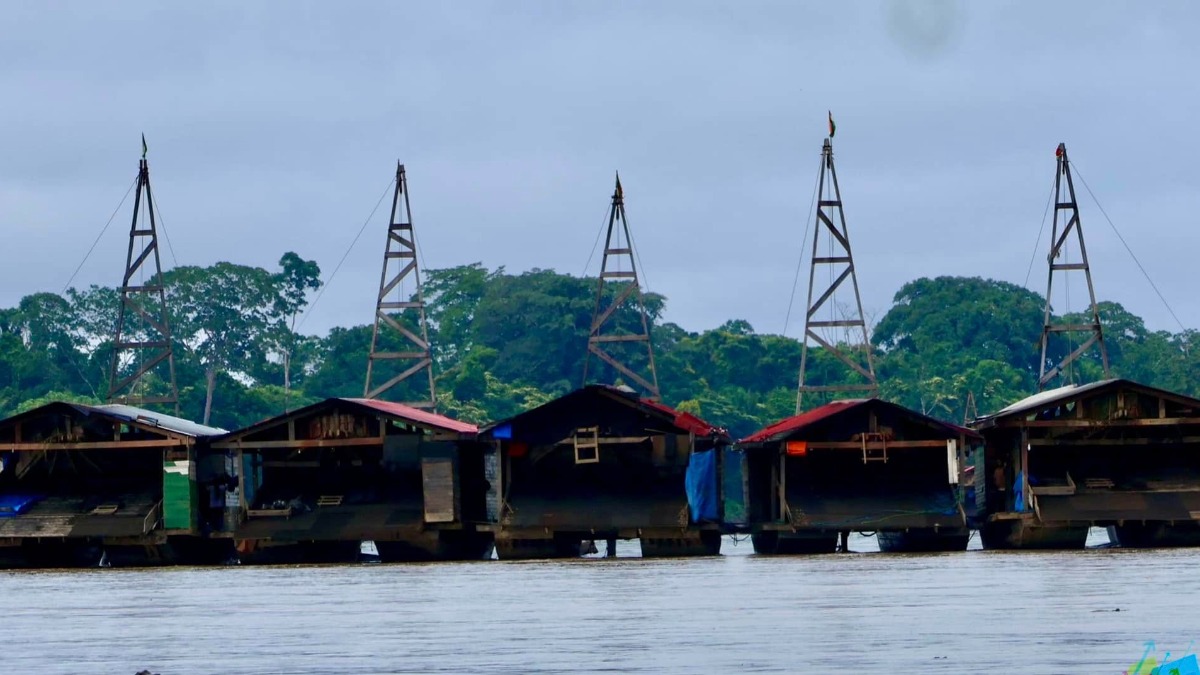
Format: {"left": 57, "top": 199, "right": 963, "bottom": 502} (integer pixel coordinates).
{"left": 796, "top": 138, "right": 878, "bottom": 412}
{"left": 107, "top": 157, "right": 179, "bottom": 412}
{"left": 364, "top": 163, "right": 437, "bottom": 409}
{"left": 582, "top": 173, "right": 660, "bottom": 400}
{"left": 1037, "top": 143, "right": 1110, "bottom": 390}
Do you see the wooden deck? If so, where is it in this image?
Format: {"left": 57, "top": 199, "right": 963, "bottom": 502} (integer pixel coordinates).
{"left": 0, "top": 492, "right": 160, "bottom": 539}
{"left": 784, "top": 487, "right": 964, "bottom": 530}
{"left": 502, "top": 492, "right": 689, "bottom": 530}
{"left": 236, "top": 500, "right": 426, "bottom": 542}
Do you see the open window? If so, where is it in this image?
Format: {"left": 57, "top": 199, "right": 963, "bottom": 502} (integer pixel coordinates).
{"left": 573, "top": 427, "right": 600, "bottom": 464}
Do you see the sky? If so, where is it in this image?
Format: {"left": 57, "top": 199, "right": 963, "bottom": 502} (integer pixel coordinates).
{"left": 2, "top": 1, "right": 1197, "bottom": 340}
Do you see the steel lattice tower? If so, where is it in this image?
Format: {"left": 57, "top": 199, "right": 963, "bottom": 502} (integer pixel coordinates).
{"left": 796, "top": 138, "right": 878, "bottom": 412}
{"left": 364, "top": 163, "right": 437, "bottom": 409}
{"left": 1037, "top": 143, "right": 1110, "bottom": 390}
{"left": 582, "top": 173, "right": 660, "bottom": 400}
{"left": 107, "top": 152, "right": 180, "bottom": 412}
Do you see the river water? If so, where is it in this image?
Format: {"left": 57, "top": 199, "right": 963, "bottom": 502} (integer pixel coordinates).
{"left": 1, "top": 531, "right": 1196, "bottom": 674}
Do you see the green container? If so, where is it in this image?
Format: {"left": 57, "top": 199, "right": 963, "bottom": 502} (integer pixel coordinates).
{"left": 163, "top": 459, "right": 197, "bottom": 531}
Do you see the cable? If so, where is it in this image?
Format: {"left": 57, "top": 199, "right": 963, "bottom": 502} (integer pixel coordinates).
{"left": 62, "top": 177, "right": 137, "bottom": 292}
{"left": 1072, "top": 162, "right": 1189, "bottom": 336}
{"left": 295, "top": 176, "right": 396, "bottom": 332}
{"left": 1023, "top": 174, "right": 1057, "bottom": 290}
{"left": 625, "top": 207, "right": 652, "bottom": 294}
{"left": 782, "top": 162, "right": 822, "bottom": 336}
{"left": 581, "top": 203, "right": 611, "bottom": 277}
{"left": 151, "top": 196, "right": 180, "bottom": 269}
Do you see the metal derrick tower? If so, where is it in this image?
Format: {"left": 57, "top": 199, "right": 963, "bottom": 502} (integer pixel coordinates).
{"left": 1037, "top": 143, "right": 1110, "bottom": 390}
{"left": 107, "top": 148, "right": 180, "bottom": 412}
{"left": 364, "top": 163, "right": 437, "bottom": 409}
{"left": 796, "top": 138, "right": 878, "bottom": 412}
{"left": 582, "top": 173, "right": 660, "bottom": 400}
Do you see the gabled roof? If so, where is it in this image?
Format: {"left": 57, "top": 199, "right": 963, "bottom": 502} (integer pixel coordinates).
{"left": 739, "top": 397, "right": 977, "bottom": 445}
{"left": 339, "top": 398, "right": 477, "bottom": 435}
{"left": 480, "top": 385, "right": 727, "bottom": 441}
{"left": 973, "top": 378, "right": 1200, "bottom": 429}
{"left": 0, "top": 401, "right": 225, "bottom": 439}
{"left": 94, "top": 404, "right": 227, "bottom": 437}
{"left": 214, "top": 397, "right": 476, "bottom": 444}
{"left": 739, "top": 399, "right": 865, "bottom": 444}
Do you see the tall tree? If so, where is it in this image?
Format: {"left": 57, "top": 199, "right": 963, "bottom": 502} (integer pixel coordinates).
{"left": 166, "top": 263, "right": 280, "bottom": 424}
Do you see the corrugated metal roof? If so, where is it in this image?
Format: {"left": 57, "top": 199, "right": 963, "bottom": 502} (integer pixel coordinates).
{"left": 973, "top": 378, "right": 1200, "bottom": 427}
{"left": 340, "top": 398, "right": 478, "bottom": 435}
{"left": 480, "top": 385, "right": 727, "bottom": 440}
{"left": 981, "top": 380, "right": 1116, "bottom": 421}
{"left": 636, "top": 395, "right": 722, "bottom": 437}
{"left": 92, "top": 403, "right": 227, "bottom": 437}
{"left": 739, "top": 399, "right": 866, "bottom": 444}
{"left": 739, "top": 398, "right": 978, "bottom": 445}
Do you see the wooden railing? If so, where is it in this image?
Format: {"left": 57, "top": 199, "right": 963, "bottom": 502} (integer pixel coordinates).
{"left": 143, "top": 500, "right": 163, "bottom": 534}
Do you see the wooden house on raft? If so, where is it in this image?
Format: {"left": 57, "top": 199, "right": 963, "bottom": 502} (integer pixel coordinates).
{"left": 476, "top": 385, "right": 730, "bottom": 559}
{"left": 0, "top": 402, "right": 225, "bottom": 567}
{"left": 205, "top": 397, "right": 492, "bottom": 564}
{"left": 972, "top": 379, "right": 1200, "bottom": 550}
{"left": 737, "top": 398, "right": 979, "bottom": 554}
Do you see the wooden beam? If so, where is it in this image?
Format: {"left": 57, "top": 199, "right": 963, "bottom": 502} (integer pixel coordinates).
{"left": 1008, "top": 417, "right": 1200, "bottom": 428}
{"left": 262, "top": 460, "right": 365, "bottom": 468}
{"left": 1028, "top": 436, "right": 1200, "bottom": 447}
{"left": 216, "top": 437, "right": 383, "bottom": 450}
{"left": 552, "top": 436, "right": 651, "bottom": 446}
{"left": 0, "top": 439, "right": 186, "bottom": 451}
{"left": 802, "top": 440, "right": 949, "bottom": 450}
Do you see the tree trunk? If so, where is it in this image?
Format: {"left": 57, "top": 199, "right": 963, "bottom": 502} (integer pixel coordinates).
{"left": 283, "top": 349, "right": 291, "bottom": 392}
{"left": 203, "top": 366, "right": 217, "bottom": 425}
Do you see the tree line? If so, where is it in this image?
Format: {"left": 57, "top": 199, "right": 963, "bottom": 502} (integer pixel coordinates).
{"left": 1, "top": 255, "right": 1194, "bottom": 439}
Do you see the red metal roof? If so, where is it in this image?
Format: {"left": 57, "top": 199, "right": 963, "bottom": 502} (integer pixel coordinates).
{"left": 739, "top": 398, "right": 978, "bottom": 445}
{"left": 739, "top": 399, "right": 866, "bottom": 444}
{"left": 637, "top": 396, "right": 723, "bottom": 437}
{"left": 341, "top": 398, "right": 478, "bottom": 435}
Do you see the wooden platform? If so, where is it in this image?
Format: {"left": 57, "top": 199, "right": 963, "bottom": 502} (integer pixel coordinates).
{"left": 1035, "top": 490, "right": 1200, "bottom": 523}
{"left": 0, "top": 492, "right": 160, "bottom": 539}
{"left": 501, "top": 492, "right": 689, "bottom": 530}
{"left": 784, "top": 486, "right": 964, "bottom": 530}
{"left": 235, "top": 500, "right": 425, "bottom": 542}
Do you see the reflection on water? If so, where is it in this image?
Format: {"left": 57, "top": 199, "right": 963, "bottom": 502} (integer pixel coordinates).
{"left": 2, "top": 530, "right": 1196, "bottom": 675}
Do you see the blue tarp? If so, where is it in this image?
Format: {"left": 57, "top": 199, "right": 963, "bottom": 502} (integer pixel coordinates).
{"left": 0, "top": 494, "right": 43, "bottom": 517}
{"left": 686, "top": 449, "right": 719, "bottom": 523}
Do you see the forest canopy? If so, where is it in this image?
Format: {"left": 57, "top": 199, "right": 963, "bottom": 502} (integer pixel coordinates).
{"left": 1, "top": 256, "right": 1194, "bottom": 440}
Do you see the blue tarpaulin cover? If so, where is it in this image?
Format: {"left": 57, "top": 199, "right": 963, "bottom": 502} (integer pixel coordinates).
{"left": 0, "top": 494, "right": 43, "bottom": 517}
{"left": 686, "top": 449, "right": 719, "bottom": 522}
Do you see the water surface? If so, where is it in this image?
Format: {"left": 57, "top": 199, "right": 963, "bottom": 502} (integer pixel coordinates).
{"left": 1, "top": 532, "right": 1194, "bottom": 674}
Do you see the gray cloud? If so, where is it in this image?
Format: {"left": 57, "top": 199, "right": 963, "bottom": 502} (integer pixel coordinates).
{"left": 2, "top": 1, "right": 1196, "bottom": 341}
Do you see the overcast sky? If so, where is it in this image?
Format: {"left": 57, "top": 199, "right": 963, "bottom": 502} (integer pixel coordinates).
{"left": 3, "top": 1, "right": 1197, "bottom": 340}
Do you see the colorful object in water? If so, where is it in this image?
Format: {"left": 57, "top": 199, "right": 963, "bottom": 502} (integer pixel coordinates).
{"left": 1159, "top": 654, "right": 1200, "bottom": 675}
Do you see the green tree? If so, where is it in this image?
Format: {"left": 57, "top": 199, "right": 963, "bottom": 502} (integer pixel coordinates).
{"left": 166, "top": 263, "right": 280, "bottom": 425}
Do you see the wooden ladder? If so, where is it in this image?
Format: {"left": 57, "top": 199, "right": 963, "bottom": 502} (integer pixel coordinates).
{"left": 861, "top": 433, "right": 888, "bottom": 464}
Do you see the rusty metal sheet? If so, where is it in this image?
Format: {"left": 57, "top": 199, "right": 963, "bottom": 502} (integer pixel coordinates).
{"left": 1037, "top": 491, "right": 1200, "bottom": 522}
{"left": 422, "top": 457, "right": 458, "bottom": 523}
{"left": 785, "top": 487, "right": 964, "bottom": 530}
